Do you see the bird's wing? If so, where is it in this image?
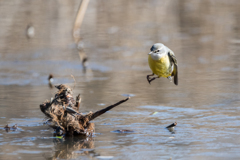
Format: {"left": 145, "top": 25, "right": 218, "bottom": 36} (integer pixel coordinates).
{"left": 168, "top": 51, "right": 178, "bottom": 85}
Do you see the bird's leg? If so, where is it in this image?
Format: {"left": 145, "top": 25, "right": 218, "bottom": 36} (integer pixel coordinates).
{"left": 148, "top": 76, "right": 160, "bottom": 84}
{"left": 147, "top": 73, "right": 154, "bottom": 84}
{"left": 147, "top": 73, "right": 160, "bottom": 84}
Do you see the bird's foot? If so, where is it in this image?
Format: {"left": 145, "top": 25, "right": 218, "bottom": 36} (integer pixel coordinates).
{"left": 147, "top": 73, "right": 155, "bottom": 84}
{"left": 167, "top": 76, "right": 172, "bottom": 82}
{"left": 147, "top": 76, "right": 159, "bottom": 84}
{"left": 147, "top": 77, "right": 151, "bottom": 84}
{"left": 148, "top": 77, "right": 156, "bottom": 84}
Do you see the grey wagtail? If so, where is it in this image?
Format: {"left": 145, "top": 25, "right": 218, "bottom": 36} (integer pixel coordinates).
{"left": 147, "top": 43, "right": 178, "bottom": 85}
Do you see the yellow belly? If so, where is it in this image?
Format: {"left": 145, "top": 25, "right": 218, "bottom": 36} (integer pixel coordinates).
{"left": 148, "top": 55, "right": 172, "bottom": 78}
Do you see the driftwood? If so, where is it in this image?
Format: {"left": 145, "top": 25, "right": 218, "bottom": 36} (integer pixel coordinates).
{"left": 40, "top": 84, "right": 129, "bottom": 137}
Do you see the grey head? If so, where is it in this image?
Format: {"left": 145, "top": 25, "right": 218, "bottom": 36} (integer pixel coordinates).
{"left": 150, "top": 43, "right": 164, "bottom": 52}
{"left": 148, "top": 43, "right": 167, "bottom": 57}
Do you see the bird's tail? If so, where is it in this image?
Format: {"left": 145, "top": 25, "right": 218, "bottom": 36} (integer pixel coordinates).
{"left": 173, "top": 65, "right": 178, "bottom": 85}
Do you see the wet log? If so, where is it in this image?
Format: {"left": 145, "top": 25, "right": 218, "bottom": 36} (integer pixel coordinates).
{"left": 40, "top": 84, "right": 130, "bottom": 137}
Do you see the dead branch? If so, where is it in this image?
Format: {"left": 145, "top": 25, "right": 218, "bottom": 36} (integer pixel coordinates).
{"left": 89, "top": 97, "right": 130, "bottom": 121}
{"left": 40, "top": 84, "right": 130, "bottom": 137}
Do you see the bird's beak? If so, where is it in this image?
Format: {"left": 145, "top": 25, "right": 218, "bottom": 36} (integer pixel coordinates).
{"left": 148, "top": 52, "right": 152, "bottom": 55}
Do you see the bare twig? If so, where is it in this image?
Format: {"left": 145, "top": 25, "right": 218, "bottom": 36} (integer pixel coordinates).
{"left": 71, "top": 75, "right": 76, "bottom": 89}
{"left": 89, "top": 97, "right": 130, "bottom": 121}
{"left": 48, "top": 74, "right": 54, "bottom": 88}
{"left": 75, "top": 94, "right": 81, "bottom": 110}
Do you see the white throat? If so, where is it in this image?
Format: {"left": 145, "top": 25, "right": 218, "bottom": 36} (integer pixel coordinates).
{"left": 150, "top": 53, "right": 163, "bottom": 60}
{"left": 150, "top": 47, "right": 167, "bottom": 60}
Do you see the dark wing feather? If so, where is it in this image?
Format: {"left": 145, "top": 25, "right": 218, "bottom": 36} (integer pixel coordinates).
{"left": 168, "top": 51, "right": 178, "bottom": 85}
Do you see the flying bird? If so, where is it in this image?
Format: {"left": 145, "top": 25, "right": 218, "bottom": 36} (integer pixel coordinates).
{"left": 147, "top": 43, "right": 178, "bottom": 85}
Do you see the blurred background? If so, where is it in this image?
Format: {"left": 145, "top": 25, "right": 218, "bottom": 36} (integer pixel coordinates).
{"left": 0, "top": 0, "right": 240, "bottom": 159}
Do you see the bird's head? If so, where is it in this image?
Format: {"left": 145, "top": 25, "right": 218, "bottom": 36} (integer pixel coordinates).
{"left": 148, "top": 43, "right": 167, "bottom": 61}
{"left": 148, "top": 43, "right": 165, "bottom": 55}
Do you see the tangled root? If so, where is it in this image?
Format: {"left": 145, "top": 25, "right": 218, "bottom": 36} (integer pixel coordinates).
{"left": 40, "top": 84, "right": 129, "bottom": 137}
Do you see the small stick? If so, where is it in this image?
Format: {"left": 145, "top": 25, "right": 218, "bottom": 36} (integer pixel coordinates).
{"left": 75, "top": 94, "right": 81, "bottom": 110}
{"left": 48, "top": 74, "right": 54, "bottom": 88}
{"left": 71, "top": 75, "right": 76, "bottom": 89}
{"left": 89, "top": 97, "right": 130, "bottom": 121}
{"left": 166, "top": 122, "right": 177, "bottom": 129}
